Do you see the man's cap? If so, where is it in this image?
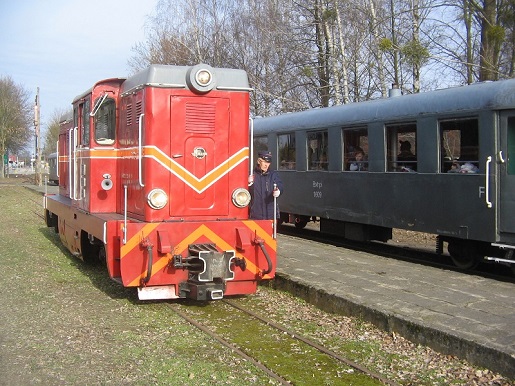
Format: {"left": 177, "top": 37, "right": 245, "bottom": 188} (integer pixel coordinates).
{"left": 258, "top": 151, "right": 272, "bottom": 162}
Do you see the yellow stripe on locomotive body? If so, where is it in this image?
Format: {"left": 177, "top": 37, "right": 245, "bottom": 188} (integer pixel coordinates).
{"left": 143, "top": 146, "right": 249, "bottom": 194}
{"left": 63, "top": 146, "right": 249, "bottom": 194}
{"left": 43, "top": 64, "right": 276, "bottom": 301}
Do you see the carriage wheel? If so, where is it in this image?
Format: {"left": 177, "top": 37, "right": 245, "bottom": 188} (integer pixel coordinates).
{"left": 503, "top": 249, "right": 515, "bottom": 276}
{"left": 294, "top": 217, "right": 308, "bottom": 229}
{"left": 448, "top": 240, "right": 480, "bottom": 270}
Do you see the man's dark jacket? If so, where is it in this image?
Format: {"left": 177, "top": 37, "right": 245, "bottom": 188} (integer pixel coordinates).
{"left": 249, "top": 166, "right": 284, "bottom": 220}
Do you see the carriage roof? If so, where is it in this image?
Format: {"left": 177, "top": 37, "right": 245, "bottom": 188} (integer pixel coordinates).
{"left": 254, "top": 78, "right": 515, "bottom": 133}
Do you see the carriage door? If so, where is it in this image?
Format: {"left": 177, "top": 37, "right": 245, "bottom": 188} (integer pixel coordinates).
{"left": 499, "top": 111, "right": 515, "bottom": 234}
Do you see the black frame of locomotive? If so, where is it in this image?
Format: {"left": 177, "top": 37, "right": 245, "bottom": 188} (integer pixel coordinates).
{"left": 253, "top": 79, "right": 515, "bottom": 270}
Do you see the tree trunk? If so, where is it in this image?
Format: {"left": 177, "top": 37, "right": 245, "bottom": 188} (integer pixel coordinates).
{"left": 479, "top": 0, "right": 500, "bottom": 81}
{"left": 334, "top": 0, "right": 350, "bottom": 104}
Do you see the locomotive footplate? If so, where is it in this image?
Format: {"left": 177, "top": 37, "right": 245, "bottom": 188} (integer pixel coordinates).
{"left": 176, "top": 243, "right": 236, "bottom": 300}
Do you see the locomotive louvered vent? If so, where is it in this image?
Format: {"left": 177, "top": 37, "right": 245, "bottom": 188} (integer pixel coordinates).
{"left": 185, "top": 103, "right": 215, "bottom": 133}
{"left": 136, "top": 100, "right": 142, "bottom": 117}
{"left": 126, "top": 103, "right": 132, "bottom": 126}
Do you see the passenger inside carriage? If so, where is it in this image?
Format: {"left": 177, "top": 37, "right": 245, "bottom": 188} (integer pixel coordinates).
{"left": 348, "top": 148, "right": 367, "bottom": 171}
{"left": 397, "top": 140, "right": 417, "bottom": 171}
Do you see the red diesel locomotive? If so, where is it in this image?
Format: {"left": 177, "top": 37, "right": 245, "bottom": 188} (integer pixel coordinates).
{"left": 44, "top": 64, "right": 276, "bottom": 300}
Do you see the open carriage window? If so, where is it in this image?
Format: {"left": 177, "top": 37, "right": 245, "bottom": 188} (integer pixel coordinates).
{"left": 307, "top": 130, "right": 328, "bottom": 170}
{"left": 278, "top": 133, "right": 296, "bottom": 170}
{"left": 94, "top": 98, "right": 116, "bottom": 145}
{"left": 344, "top": 127, "right": 368, "bottom": 171}
{"left": 440, "top": 118, "right": 479, "bottom": 173}
{"left": 387, "top": 123, "right": 417, "bottom": 172}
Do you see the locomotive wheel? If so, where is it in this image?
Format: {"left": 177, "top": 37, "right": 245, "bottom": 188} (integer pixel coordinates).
{"left": 80, "top": 231, "right": 101, "bottom": 265}
{"left": 98, "top": 244, "right": 107, "bottom": 265}
{"left": 448, "top": 240, "right": 480, "bottom": 270}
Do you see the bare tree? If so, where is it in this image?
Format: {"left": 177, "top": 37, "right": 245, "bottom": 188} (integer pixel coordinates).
{"left": 333, "top": 0, "right": 351, "bottom": 103}
{"left": 477, "top": 0, "right": 503, "bottom": 80}
{"left": 43, "top": 109, "right": 70, "bottom": 157}
{"left": 129, "top": 0, "right": 237, "bottom": 72}
{"left": 129, "top": 0, "right": 514, "bottom": 117}
{"left": 0, "top": 76, "right": 32, "bottom": 178}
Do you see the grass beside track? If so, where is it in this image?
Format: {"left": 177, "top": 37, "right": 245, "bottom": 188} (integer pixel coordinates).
{"left": 0, "top": 185, "right": 274, "bottom": 385}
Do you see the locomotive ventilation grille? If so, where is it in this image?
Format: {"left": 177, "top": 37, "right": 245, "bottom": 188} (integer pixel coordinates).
{"left": 185, "top": 103, "right": 215, "bottom": 133}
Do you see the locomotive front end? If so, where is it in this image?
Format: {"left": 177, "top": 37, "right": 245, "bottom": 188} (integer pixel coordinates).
{"left": 113, "top": 64, "right": 276, "bottom": 300}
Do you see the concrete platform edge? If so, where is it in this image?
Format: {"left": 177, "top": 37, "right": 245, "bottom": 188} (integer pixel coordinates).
{"left": 269, "top": 272, "right": 515, "bottom": 379}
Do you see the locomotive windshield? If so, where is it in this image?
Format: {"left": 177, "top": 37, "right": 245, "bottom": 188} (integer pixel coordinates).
{"left": 94, "top": 97, "right": 116, "bottom": 145}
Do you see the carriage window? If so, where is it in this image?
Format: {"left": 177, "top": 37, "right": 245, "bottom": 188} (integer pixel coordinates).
{"left": 506, "top": 117, "right": 515, "bottom": 175}
{"left": 344, "top": 127, "right": 368, "bottom": 171}
{"left": 308, "top": 130, "right": 328, "bottom": 170}
{"left": 440, "top": 118, "right": 479, "bottom": 173}
{"left": 278, "top": 133, "right": 296, "bottom": 170}
{"left": 94, "top": 98, "right": 116, "bottom": 145}
{"left": 387, "top": 123, "right": 417, "bottom": 172}
{"left": 253, "top": 135, "right": 268, "bottom": 164}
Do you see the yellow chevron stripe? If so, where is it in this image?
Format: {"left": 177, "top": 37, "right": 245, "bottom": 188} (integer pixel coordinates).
{"left": 145, "top": 146, "right": 249, "bottom": 193}
{"left": 128, "top": 224, "right": 264, "bottom": 287}
{"left": 69, "top": 146, "right": 248, "bottom": 194}
{"left": 121, "top": 223, "right": 160, "bottom": 259}
{"left": 243, "top": 220, "right": 276, "bottom": 249}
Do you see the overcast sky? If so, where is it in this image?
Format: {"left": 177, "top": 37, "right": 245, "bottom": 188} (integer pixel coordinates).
{"left": 0, "top": 0, "right": 158, "bottom": 130}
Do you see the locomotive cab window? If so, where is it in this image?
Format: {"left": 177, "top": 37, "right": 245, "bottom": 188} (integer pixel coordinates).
{"left": 278, "top": 133, "right": 296, "bottom": 170}
{"left": 94, "top": 97, "right": 116, "bottom": 145}
{"left": 307, "top": 130, "right": 328, "bottom": 170}
{"left": 81, "top": 99, "right": 90, "bottom": 147}
{"left": 344, "top": 127, "right": 368, "bottom": 171}
{"left": 440, "top": 118, "right": 479, "bottom": 173}
{"left": 73, "top": 99, "right": 91, "bottom": 147}
{"left": 387, "top": 123, "right": 417, "bottom": 172}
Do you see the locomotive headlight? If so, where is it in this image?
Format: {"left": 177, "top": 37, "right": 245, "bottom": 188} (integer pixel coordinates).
{"left": 232, "top": 188, "right": 251, "bottom": 208}
{"left": 196, "top": 69, "right": 212, "bottom": 86}
{"left": 147, "top": 189, "right": 168, "bottom": 210}
{"left": 187, "top": 64, "right": 216, "bottom": 93}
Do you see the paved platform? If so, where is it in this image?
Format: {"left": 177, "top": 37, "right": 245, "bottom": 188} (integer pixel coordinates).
{"left": 273, "top": 233, "right": 515, "bottom": 379}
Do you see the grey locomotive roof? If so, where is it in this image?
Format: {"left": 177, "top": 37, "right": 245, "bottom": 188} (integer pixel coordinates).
{"left": 120, "top": 64, "right": 251, "bottom": 94}
{"left": 254, "top": 78, "right": 515, "bottom": 133}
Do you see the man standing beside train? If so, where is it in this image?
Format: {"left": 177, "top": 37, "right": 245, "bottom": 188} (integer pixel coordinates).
{"left": 248, "top": 151, "right": 284, "bottom": 220}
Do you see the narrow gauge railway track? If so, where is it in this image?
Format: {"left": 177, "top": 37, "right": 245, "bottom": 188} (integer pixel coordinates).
{"left": 167, "top": 299, "right": 399, "bottom": 386}
{"left": 278, "top": 225, "right": 515, "bottom": 283}
{"left": 0, "top": 185, "right": 48, "bottom": 221}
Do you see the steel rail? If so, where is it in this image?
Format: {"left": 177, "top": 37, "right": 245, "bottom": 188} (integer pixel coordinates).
{"left": 167, "top": 303, "right": 291, "bottom": 385}
{"left": 223, "top": 299, "right": 400, "bottom": 386}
